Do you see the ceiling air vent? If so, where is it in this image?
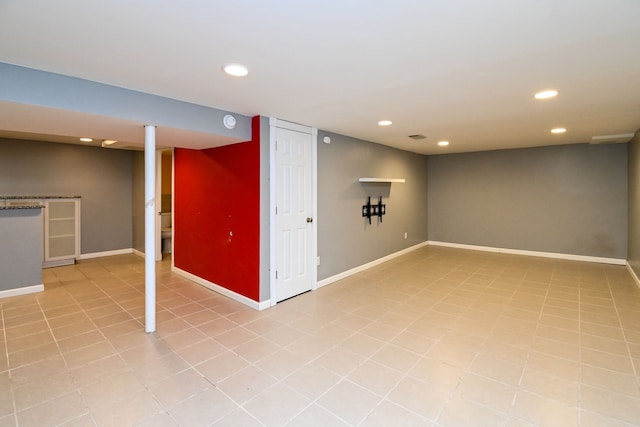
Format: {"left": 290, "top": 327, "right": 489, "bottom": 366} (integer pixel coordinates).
{"left": 590, "top": 133, "right": 634, "bottom": 144}
{"left": 408, "top": 134, "right": 426, "bottom": 140}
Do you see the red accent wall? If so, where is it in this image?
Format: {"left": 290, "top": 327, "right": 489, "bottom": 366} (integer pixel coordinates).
{"left": 174, "top": 116, "right": 261, "bottom": 301}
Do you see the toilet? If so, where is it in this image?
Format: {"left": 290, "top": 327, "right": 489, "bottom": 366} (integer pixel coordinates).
{"left": 160, "top": 212, "right": 172, "bottom": 253}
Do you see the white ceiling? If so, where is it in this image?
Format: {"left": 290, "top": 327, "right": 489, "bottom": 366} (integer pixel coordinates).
{"left": 0, "top": 0, "right": 639, "bottom": 154}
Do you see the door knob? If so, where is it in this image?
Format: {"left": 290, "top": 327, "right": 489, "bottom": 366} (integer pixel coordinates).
{"left": 306, "top": 217, "right": 313, "bottom": 223}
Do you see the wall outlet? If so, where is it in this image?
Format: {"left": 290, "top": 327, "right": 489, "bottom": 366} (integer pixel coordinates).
{"left": 404, "top": 232, "right": 408, "bottom": 239}
{"left": 317, "top": 256, "right": 320, "bottom": 266}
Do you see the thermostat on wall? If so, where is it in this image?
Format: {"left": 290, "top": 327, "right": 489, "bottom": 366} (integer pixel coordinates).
{"left": 223, "top": 114, "right": 236, "bottom": 129}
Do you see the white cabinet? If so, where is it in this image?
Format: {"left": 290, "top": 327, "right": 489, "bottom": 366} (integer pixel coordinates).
{"left": 44, "top": 199, "right": 80, "bottom": 267}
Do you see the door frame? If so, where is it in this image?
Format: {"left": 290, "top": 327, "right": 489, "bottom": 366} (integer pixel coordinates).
{"left": 154, "top": 148, "right": 173, "bottom": 262}
{"left": 155, "top": 150, "right": 162, "bottom": 261}
{"left": 269, "top": 118, "right": 318, "bottom": 306}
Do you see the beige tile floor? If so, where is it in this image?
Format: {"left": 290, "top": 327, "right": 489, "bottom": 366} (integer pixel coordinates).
{"left": 1, "top": 246, "right": 640, "bottom": 426}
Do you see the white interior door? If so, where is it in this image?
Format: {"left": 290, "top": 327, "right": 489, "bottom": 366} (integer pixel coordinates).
{"left": 273, "top": 122, "right": 316, "bottom": 302}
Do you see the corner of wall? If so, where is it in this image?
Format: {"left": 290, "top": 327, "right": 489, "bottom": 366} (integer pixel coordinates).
{"left": 627, "top": 130, "right": 640, "bottom": 282}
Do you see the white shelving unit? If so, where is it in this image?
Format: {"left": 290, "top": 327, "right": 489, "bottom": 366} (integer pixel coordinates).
{"left": 358, "top": 178, "right": 405, "bottom": 183}
{"left": 44, "top": 199, "right": 80, "bottom": 267}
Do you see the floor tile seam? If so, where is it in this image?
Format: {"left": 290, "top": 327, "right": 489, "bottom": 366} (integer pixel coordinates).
{"left": 530, "top": 273, "right": 553, "bottom": 354}
{"left": 192, "top": 340, "right": 284, "bottom": 386}
{"left": 317, "top": 362, "right": 421, "bottom": 426}
{"left": 579, "top": 377, "right": 640, "bottom": 403}
{"left": 286, "top": 319, "right": 426, "bottom": 417}
{"left": 578, "top": 408, "right": 640, "bottom": 427}
{"left": 40, "top": 303, "right": 86, "bottom": 321}
{"left": 57, "top": 410, "right": 97, "bottom": 427}
{"left": 434, "top": 393, "right": 515, "bottom": 426}
{"left": 460, "top": 345, "right": 526, "bottom": 396}
{"left": 604, "top": 274, "right": 640, "bottom": 389}
{"left": 210, "top": 323, "right": 266, "bottom": 350}
{"left": 212, "top": 364, "right": 314, "bottom": 424}
{"left": 81, "top": 384, "right": 166, "bottom": 426}
{"left": 509, "top": 396, "right": 577, "bottom": 426}
{"left": 14, "top": 387, "right": 87, "bottom": 419}
{"left": 361, "top": 330, "right": 460, "bottom": 425}
{"left": 509, "top": 348, "right": 531, "bottom": 416}
{"left": 0, "top": 307, "right": 47, "bottom": 328}
{"left": 223, "top": 407, "right": 266, "bottom": 427}
{"left": 349, "top": 367, "right": 434, "bottom": 427}
{"left": 0, "top": 307, "right": 8, "bottom": 364}
{"left": 131, "top": 366, "right": 216, "bottom": 418}
{"left": 301, "top": 396, "right": 356, "bottom": 426}
{"left": 282, "top": 326, "right": 365, "bottom": 376}
{"left": 577, "top": 280, "right": 584, "bottom": 424}
{"left": 0, "top": 305, "right": 18, "bottom": 425}
{"left": 13, "top": 390, "right": 92, "bottom": 426}
{"left": 361, "top": 309, "right": 432, "bottom": 370}
{"left": 21, "top": 297, "right": 68, "bottom": 377}
{"left": 577, "top": 390, "right": 640, "bottom": 427}
{"left": 428, "top": 378, "right": 460, "bottom": 424}
{"left": 236, "top": 377, "right": 317, "bottom": 425}
{"left": 158, "top": 331, "right": 211, "bottom": 355}
{"left": 88, "top": 277, "right": 147, "bottom": 329}
{"left": 505, "top": 357, "right": 583, "bottom": 424}
{"left": 53, "top": 285, "right": 140, "bottom": 376}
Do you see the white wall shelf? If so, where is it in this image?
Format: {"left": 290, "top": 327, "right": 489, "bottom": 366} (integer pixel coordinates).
{"left": 358, "top": 178, "right": 405, "bottom": 183}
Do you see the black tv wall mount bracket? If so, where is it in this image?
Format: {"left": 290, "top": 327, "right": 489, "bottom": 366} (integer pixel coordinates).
{"left": 362, "top": 196, "right": 386, "bottom": 224}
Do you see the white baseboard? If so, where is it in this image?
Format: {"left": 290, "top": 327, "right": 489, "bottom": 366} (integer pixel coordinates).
{"left": 0, "top": 284, "right": 44, "bottom": 299}
{"left": 43, "top": 259, "right": 75, "bottom": 268}
{"left": 132, "top": 249, "right": 145, "bottom": 258}
{"left": 317, "top": 241, "right": 429, "bottom": 288}
{"left": 627, "top": 262, "right": 640, "bottom": 289}
{"left": 78, "top": 248, "right": 134, "bottom": 260}
{"left": 172, "top": 267, "right": 271, "bottom": 311}
{"left": 427, "top": 241, "right": 626, "bottom": 266}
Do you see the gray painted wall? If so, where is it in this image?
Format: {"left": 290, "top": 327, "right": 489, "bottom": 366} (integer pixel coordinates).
{"left": 317, "top": 132, "right": 429, "bottom": 280}
{"left": 132, "top": 151, "right": 145, "bottom": 253}
{"left": 0, "top": 138, "right": 133, "bottom": 254}
{"left": 0, "top": 208, "right": 43, "bottom": 290}
{"left": 628, "top": 133, "right": 640, "bottom": 276}
{"left": 428, "top": 143, "right": 628, "bottom": 259}
{"left": 259, "top": 116, "right": 271, "bottom": 301}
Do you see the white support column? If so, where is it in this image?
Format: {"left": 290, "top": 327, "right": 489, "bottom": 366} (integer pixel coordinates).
{"left": 144, "top": 125, "right": 157, "bottom": 333}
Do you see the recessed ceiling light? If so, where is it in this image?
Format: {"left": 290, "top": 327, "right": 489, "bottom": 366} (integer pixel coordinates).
{"left": 79, "top": 137, "right": 92, "bottom": 142}
{"left": 438, "top": 141, "right": 449, "bottom": 146}
{"left": 378, "top": 120, "right": 392, "bottom": 126}
{"left": 222, "top": 64, "right": 249, "bottom": 77}
{"left": 102, "top": 140, "right": 117, "bottom": 146}
{"left": 551, "top": 128, "right": 566, "bottom": 134}
{"left": 535, "top": 89, "right": 558, "bottom": 100}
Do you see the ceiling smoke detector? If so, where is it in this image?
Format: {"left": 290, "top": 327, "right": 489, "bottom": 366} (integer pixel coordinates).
{"left": 590, "top": 133, "right": 635, "bottom": 144}
{"left": 408, "top": 134, "right": 426, "bottom": 140}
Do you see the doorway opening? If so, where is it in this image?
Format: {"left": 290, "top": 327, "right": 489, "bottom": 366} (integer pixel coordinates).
{"left": 158, "top": 149, "right": 173, "bottom": 259}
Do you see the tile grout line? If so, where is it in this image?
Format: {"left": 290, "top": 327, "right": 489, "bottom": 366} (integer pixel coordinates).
{"left": 577, "top": 269, "right": 583, "bottom": 425}
{"left": 1, "top": 301, "right": 20, "bottom": 427}
{"left": 605, "top": 270, "right": 640, "bottom": 381}
{"left": 57, "top": 272, "right": 164, "bottom": 426}
{"left": 507, "top": 264, "right": 549, "bottom": 424}
{"left": 430, "top": 260, "right": 499, "bottom": 425}
{"left": 360, "top": 258, "right": 497, "bottom": 425}
{"left": 356, "top": 289, "right": 449, "bottom": 426}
